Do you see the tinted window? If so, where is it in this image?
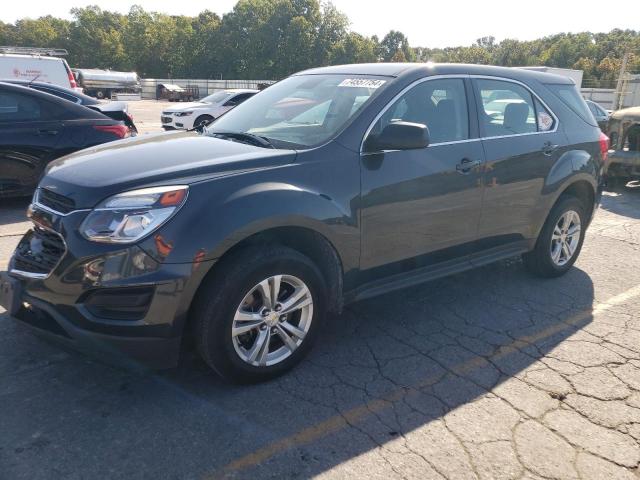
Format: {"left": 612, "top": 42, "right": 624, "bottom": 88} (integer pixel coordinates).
{"left": 0, "top": 91, "right": 41, "bottom": 122}
{"left": 33, "top": 86, "right": 78, "bottom": 103}
{"left": 224, "top": 92, "right": 254, "bottom": 107}
{"left": 477, "top": 79, "right": 537, "bottom": 136}
{"left": 368, "top": 78, "right": 469, "bottom": 144}
{"left": 546, "top": 84, "right": 597, "bottom": 126}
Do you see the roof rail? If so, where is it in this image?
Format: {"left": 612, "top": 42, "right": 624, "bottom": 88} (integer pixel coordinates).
{"left": 0, "top": 46, "right": 69, "bottom": 56}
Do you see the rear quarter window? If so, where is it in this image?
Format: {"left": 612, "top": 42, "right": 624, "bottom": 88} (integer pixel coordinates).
{"left": 546, "top": 84, "right": 597, "bottom": 126}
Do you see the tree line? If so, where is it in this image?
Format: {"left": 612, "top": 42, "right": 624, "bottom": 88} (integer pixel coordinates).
{"left": 1, "top": 1, "right": 638, "bottom": 86}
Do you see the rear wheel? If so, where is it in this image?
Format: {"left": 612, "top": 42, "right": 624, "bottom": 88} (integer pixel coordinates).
{"left": 523, "top": 196, "right": 587, "bottom": 278}
{"left": 193, "top": 246, "right": 327, "bottom": 383}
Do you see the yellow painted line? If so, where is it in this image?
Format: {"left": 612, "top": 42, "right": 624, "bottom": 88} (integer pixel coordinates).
{"left": 205, "top": 284, "right": 640, "bottom": 479}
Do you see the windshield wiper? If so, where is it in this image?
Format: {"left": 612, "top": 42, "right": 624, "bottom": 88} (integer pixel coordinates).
{"left": 208, "top": 131, "right": 275, "bottom": 149}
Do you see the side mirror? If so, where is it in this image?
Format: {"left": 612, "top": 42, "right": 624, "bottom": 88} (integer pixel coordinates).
{"left": 364, "top": 121, "right": 430, "bottom": 152}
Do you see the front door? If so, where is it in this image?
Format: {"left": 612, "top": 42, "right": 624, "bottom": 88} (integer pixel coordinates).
{"left": 360, "top": 77, "right": 485, "bottom": 279}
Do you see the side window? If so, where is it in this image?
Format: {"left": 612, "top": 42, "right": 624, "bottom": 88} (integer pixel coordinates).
{"left": 534, "top": 98, "right": 555, "bottom": 132}
{"left": 476, "top": 79, "right": 540, "bottom": 136}
{"left": 224, "top": 93, "right": 253, "bottom": 107}
{"left": 0, "top": 91, "right": 41, "bottom": 122}
{"left": 368, "top": 78, "right": 469, "bottom": 145}
{"left": 36, "top": 86, "right": 79, "bottom": 104}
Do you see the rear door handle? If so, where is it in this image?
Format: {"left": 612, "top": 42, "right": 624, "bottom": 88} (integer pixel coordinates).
{"left": 456, "top": 158, "right": 481, "bottom": 174}
{"left": 542, "top": 142, "right": 559, "bottom": 156}
{"left": 37, "top": 129, "right": 59, "bottom": 136}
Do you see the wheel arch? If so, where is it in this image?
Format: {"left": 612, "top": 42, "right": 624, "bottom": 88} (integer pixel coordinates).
{"left": 182, "top": 225, "right": 345, "bottom": 338}
{"left": 555, "top": 178, "right": 596, "bottom": 222}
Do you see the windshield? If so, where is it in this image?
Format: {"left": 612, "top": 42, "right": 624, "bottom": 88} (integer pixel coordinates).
{"left": 201, "top": 91, "right": 231, "bottom": 104}
{"left": 205, "top": 74, "right": 389, "bottom": 148}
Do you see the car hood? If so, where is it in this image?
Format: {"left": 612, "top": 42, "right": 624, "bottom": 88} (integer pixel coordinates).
{"left": 40, "top": 131, "right": 296, "bottom": 208}
{"left": 163, "top": 102, "right": 210, "bottom": 112}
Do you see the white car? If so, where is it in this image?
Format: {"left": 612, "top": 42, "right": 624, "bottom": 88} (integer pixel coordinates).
{"left": 161, "top": 89, "right": 258, "bottom": 130}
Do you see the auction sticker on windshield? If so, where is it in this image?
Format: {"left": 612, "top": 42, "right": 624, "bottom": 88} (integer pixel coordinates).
{"left": 339, "top": 78, "right": 386, "bottom": 88}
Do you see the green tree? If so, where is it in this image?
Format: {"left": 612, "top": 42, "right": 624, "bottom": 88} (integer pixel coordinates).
{"left": 379, "top": 30, "right": 414, "bottom": 62}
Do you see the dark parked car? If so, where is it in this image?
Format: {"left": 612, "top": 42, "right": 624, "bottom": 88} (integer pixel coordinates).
{"left": 585, "top": 99, "right": 609, "bottom": 131}
{"left": 0, "top": 64, "right": 606, "bottom": 383}
{"left": 0, "top": 82, "right": 130, "bottom": 197}
{"left": 2, "top": 79, "right": 137, "bottom": 133}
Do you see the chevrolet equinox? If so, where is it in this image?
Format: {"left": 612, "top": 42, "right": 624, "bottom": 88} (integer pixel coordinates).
{"left": 0, "top": 64, "right": 607, "bottom": 382}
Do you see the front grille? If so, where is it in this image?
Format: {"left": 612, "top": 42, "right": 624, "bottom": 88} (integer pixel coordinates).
{"left": 161, "top": 115, "right": 173, "bottom": 124}
{"left": 12, "top": 227, "right": 66, "bottom": 276}
{"left": 37, "top": 188, "right": 76, "bottom": 214}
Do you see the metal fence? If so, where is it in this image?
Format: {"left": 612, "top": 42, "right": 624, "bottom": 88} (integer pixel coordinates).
{"left": 139, "top": 78, "right": 275, "bottom": 100}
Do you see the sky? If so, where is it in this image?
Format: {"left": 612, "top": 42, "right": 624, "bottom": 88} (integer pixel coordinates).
{"left": 2, "top": 0, "right": 638, "bottom": 48}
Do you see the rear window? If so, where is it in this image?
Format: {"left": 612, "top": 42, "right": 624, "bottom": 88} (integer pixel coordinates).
{"left": 546, "top": 84, "right": 597, "bottom": 126}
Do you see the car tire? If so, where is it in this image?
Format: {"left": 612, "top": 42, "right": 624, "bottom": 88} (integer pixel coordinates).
{"left": 523, "top": 195, "right": 587, "bottom": 278}
{"left": 193, "top": 245, "right": 327, "bottom": 383}
{"left": 194, "top": 115, "right": 214, "bottom": 129}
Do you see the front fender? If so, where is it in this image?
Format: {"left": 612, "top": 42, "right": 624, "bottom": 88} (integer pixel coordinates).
{"left": 139, "top": 178, "right": 359, "bottom": 273}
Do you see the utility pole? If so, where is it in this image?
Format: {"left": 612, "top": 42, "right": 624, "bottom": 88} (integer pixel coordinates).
{"left": 613, "top": 51, "right": 629, "bottom": 111}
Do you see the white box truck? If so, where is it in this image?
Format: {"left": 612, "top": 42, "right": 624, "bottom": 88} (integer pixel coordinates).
{"left": 0, "top": 46, "right": 80, "bottom": 91}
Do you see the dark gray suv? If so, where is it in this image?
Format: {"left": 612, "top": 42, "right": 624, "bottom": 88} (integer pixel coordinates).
{"left": 0, "top": 63, "right": 606, "bottom": 382}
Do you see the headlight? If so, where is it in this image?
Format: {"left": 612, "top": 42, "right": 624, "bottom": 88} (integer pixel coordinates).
{"left": 81, "top": 186, "right": 188, "bottom": 244}
{"left": 174, "top": 111, "right": 193, "bottom": 117}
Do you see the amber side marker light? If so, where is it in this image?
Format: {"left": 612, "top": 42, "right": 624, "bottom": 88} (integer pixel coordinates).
{"left": 159, "top": 189, "right": 186, "bottom": 206}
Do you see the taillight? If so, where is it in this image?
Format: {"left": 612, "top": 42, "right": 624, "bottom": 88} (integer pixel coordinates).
{"left": 67, "top": 70, "right": 77, "bottom": 89}
{"left": 599, "top": 131, "right": 609, "bottom": 163}
{"left": 94, "top": 124, "right": 130, "bottom": 139}
{"left": 63, "top": 60, "right": 77, "bottom": 89}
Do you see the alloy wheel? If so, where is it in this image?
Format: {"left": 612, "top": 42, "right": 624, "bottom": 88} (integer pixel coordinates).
{"left": 550, "top": 210, "right": 581, "bottom": 267}
{"left": 231, "top": 274, "right": 313, "bottom": 367}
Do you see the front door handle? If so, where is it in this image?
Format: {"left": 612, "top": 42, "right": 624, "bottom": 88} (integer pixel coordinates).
{"left": 37, "top": 129, "right": 59, "bottom": 136}
{"left": 456, "top": 158, "right": 481, "bottom": 174}
{"left": 542, "top": 142, "right": 559, "bottom": 156}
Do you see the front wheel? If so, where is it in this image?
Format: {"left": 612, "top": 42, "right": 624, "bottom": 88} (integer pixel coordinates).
{"left": 193, "top": 114, "right": 214, "bottom": 129}
{"left": 523, "top": 196, "right": 587, "bottom": 278}
{"left": 193, "top": 246, "right": 327, "bottom": 383}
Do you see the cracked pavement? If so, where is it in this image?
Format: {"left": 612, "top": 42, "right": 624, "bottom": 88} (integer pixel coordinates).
{"left": 2, "top": 184, "right": 640, "bottom": 479}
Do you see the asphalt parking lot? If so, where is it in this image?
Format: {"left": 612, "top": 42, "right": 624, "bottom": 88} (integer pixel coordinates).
{"left": 128, "top": 100, "right": 175, "bottom": 134}
{"left": 2, "top": 114, "right": 640, "bottom": 478}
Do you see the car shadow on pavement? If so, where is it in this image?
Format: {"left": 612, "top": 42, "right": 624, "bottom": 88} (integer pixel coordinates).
{"left": 600, "top": 182, "right": 640, "bottom": 219}
{"left": 159, "top": 258, "right": 595, "bottom": 479}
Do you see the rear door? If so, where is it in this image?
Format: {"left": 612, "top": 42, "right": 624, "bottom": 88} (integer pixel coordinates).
{"left": 360, "top": 76, "right": 485, "bottom": 277}
{"left": 0, "top": 89, "right": 66, "bottom": 195}
{"left": 472, "top": 77, "right": 566, "bottom": 251}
